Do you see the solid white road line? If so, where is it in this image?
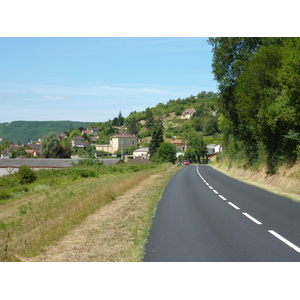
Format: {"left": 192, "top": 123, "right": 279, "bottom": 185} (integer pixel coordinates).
{"left": 268, "top": 230, "right": 300, "bottom": 253}
{"left": 228, "top": 202, "right": 240, "bottom": 210}
{"left": 219, "top": 195, "right": 227, "bottom": 201}
{"left": 242, "top": 213, "right": 262, "bottom": 225}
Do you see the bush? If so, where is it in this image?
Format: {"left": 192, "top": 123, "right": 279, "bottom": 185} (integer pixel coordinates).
{"left": 0, "top": 189, "right": 11, "bottom": 201}
{"left": 18, "top": 165, "right": 37, "bottom": 184}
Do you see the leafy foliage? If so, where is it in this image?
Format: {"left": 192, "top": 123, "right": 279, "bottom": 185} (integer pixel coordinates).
{"left": 209, "top": 37, "right": 300, "bottom": 172}
{"left": 40, "top": 132, "right": 60, "bottom": 158}
{"left": 18, "top": 165, "right": 37, "bottom": 184}
{"left": 152, "top": 142, "right": 177, "bottom": 164}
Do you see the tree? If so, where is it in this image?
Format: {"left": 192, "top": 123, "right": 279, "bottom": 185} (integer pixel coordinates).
{"left": 70, "top": 129, "right": 82, "bottom": 138}
{"left": 185, "top": 131, "right": 207, "bottom": 163}
{"left": 153, "top": 142, "right": 177, "bottom": 164}
{"left": 144, "top": 107, "right": 155, "bottom": 130}
{"left": 41, "top": 132, "right": 60, "bottom": 158}
{"left": 127, "top": 116, "right": 139, "bottom": 135}
{"left": 112, "top": 111, "right": 125, "bottom": 127}
{"left": 149, "top": 123, "right": 164, "bottom": 159}
{"left": 184, "top": 148, "right": 196, "bottom": 163}
{"left": 51, "top": 145, "right": 71, "bottom": 158}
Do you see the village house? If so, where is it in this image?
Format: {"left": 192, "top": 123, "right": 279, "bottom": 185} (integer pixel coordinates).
{"left": 96, "top": 131, "right": 137, "bottom": 154}
{"left": 207, "top": 144, "right": 222, "bottom": 154}
{"left": 1, "top": 151, "right": 9, "bottom": 159}
{"left": 181, "top": 108, "right": 196, "bottom": 119}
{"left": 133, "top": 147, "right": 149, "bottom": 159}
{"left": 25, "top": 149, "right": 38, "bottom": 157}
{"left": 86, "top": 127, "right": 99, "bottom": 134}
{"left": 71, "top": 136, "right": 89, "bottom": 148}
{"left": 169, "top": 139, "right": 187, "bottom": 152}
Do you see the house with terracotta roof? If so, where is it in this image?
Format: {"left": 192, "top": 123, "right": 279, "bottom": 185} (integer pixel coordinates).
{"left": 181, "top": 108, "right": 196, "bottom": 119}
{"left": 25, "top": 149, "right": 38, "bottom": 157}
{"left": 169, "top": 139, "right": 187, "bottom": 151}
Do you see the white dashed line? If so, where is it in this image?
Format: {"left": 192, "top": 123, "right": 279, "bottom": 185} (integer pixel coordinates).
{"left": 242, "top": 213, "right": 262, "bottom": 225}
{"left": 268, "top": 230, "right": 300, "bottom": 253}
{"left": 227, "top": 202, "right": 240, "bottom": 210}
{"left": 197, "top": 166, "right": 300, "bottom": 255}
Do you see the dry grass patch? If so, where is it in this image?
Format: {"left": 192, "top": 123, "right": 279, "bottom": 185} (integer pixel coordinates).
{"left": 27, "top": 168, "right": 179, "bottom": 262}
{"left": 211, "top": 159, "right": 300, "bottom": 202}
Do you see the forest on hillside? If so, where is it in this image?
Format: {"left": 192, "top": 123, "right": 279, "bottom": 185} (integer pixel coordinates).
{"left": 209, "top": 37, "right": 300, "bottom": 173}
{"left": 0, "top": 121, "right": 91, "bottom": 144}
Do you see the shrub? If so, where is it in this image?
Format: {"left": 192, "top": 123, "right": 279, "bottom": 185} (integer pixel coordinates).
{"left": 0, "top": 189, "right": 11, "bottom": 201}
{"left": 18, "top": 165, "right": 37, "bottom": 184}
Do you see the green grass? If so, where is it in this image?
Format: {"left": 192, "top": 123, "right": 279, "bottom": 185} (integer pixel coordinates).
{"left": 0, "top": 162, "right": 175, "bottom": 261}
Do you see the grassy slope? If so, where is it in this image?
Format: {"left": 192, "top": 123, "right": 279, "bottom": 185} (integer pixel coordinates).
{"left": 0, "top": 163, "right": 180, "bottom": 261}
{"left": 210, "top": 157, "right": 300, "bottom": 203}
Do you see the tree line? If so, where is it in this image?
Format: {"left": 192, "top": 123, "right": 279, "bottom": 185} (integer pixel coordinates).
{"left": 208, "top": 37, "right": 300, "bottom": 173}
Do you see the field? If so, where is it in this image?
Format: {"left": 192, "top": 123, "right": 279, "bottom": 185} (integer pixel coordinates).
{"left": 0, "top": 161, "right": 180, "bottom": 261}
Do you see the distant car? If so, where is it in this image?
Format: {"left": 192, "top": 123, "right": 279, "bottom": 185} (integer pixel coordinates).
{"left": 183, "top": 160, "right": 190, "bottom": 165}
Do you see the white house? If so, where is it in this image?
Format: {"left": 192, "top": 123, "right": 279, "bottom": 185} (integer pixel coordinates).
{"left": 1, "top": 151, "right": 9, "bottom": 159}
{"left": 181, "top": 108, "right": 196, "bottom": 119}
{"left": 207, "top": 144, "right": 222, "bottom": 154}
{"left": 133, "top": 147, "right": 149, "bottom": 159}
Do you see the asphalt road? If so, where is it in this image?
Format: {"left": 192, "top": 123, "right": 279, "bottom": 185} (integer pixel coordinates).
{"left": 143, "top": 164, "right": 300, "bottom": 261}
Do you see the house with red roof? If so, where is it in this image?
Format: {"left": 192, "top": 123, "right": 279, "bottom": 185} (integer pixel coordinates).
{"left": 181, "top": 108, "right": 196, "bottom": 119}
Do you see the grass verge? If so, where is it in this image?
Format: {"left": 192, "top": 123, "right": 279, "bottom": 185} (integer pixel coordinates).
{"left": 0, "top": 163, "right": 180, "bottom": 261}
{"left": 210, "top": 157, "right": 300, "bottom": 203}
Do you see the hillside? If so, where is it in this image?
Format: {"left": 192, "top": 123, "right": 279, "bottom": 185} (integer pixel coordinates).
{"left": 0, "top": 121, "right": 91, "bottom": 144}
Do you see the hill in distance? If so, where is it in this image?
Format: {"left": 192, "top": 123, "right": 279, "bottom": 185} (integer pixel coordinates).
{"left": 0, "top": 121, "right": 91, "bottom": 144}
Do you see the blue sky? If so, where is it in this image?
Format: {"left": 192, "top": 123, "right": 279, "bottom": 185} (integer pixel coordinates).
{"left": 0, "top": 37, "right": 217, "bottom": 123}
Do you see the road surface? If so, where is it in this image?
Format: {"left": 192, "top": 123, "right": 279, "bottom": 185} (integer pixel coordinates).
{"left": 143, "top": 164, "right": 300, "bottom": 261}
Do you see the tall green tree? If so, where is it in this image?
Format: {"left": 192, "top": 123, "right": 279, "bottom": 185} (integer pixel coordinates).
{"left": 149, "top": 123, "right": 164, "bottom": 159}
{"left": 208, "top": 37, "right": 296, "bottom": 172}
{"left": 144, "top": 107, "right": 155, "bottom": 130}
{"left": 70, "top": 129, "right": 82, "bottom": 138}
{"left": 153, "top": 142, "right": 177, "bottom": 164}
{"left": 185, "top": 131, "right": 207, "bottom": 163}
{"left": 41, "top": 132, "right": 60, "bottom": 158}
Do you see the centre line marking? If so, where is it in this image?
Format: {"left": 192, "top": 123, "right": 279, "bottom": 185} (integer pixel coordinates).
{"left": 242, "top": 213, "right": 262, "bottom": 225}
{"left": 228, "top": 202, "right": 240, "bottom": 210}
{"left": 209, "top": 186, "right": 213, "bottom": 189}
{"left": 213, "top": 190, "right": 219, "bottom": 194}
{"left": 219, "top": 195, "right": 227, "bottom": 201}
{"left": 268, "top": 230, "right": 300, "bottom": 253}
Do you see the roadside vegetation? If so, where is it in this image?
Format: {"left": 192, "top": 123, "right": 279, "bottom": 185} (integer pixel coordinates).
{"left": 0, "top": 160, "right": 178, "bottom": 261}
{"left": 209, "top": 37, "right": 300, "bottom": 174}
